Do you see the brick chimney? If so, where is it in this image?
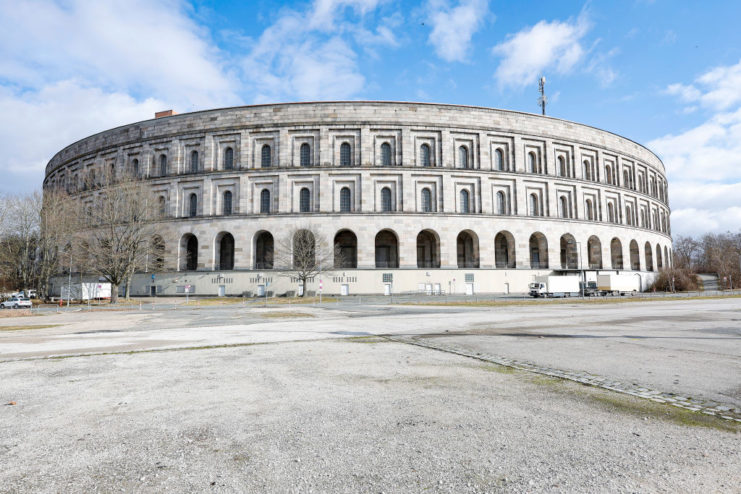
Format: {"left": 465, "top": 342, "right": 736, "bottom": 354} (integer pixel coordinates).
{"left": 155, "top": 110, "right": 177, "bottom": 119}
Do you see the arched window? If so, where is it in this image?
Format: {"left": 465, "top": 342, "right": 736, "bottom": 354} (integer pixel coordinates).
{"left": 421, "top": 188, "right": 432, "bottom": 212}
{"left": 189, "top": 193, "right": 198, "bottom": 217}
{"left": 158, "top": 196, "right": 167, "bottom": 217}
{"left": 529, "top": 193, "right": 539, "bottom": 216}
{"left": 420, "top": 144, "right": 431, "bottom": 167}
{"left": 496, "top": 191, "right": 506, "bottom": 214}
{"left": 261, "top": 144, "right": 271, "bottom": 168}
{"left": 586, "top": 199, "right": 594, "bottom": 221}
{"left": 335, "top": 230, "right": 357, "bottom": 268}
{"left": 223, "top": 191, "right": 232, "bottom": 215}
{"left": 190, "top": 150, "right": 199, "bottom": 173}
{"left": 300, "top": 143, "right": 311, "bottom": 167}
{"left": 559, "top": 196, "right": 569, "bottom": 218}
{"left": 606, "top": 165, "right": 612, "bottom": 185}
{"left": 159, "top": 154, "right": 167, "bottom": 176}
{"left": 254, "top": 232, "right": 274, "bottom": 269}
{"left": 224, "top": 147, "right": 234, "bottom": 170}
{"left": 456, "top": 231, "right": 479, "bottom": 268}
{"left": 416, "top": 230, "right": 440, "bottom": 268}
{"left": 458, "top": 146, "right": 469, "bottom": 169}
{"left": 340, "top": 187, "right": 352, "bottom": 212}
{"left": 132, "top": 158, "right": 139, "bottom": 177}
{"left": 558, "top": 156, "right": 566, "bottom": 177}
{"left": 218, "top": 233, "right": 235, "bottom": 270}
{"left": 381, "top": 142, "right": 392, "bottom": 166}
{"left": 381, "top": 187, "right": 392, "bottom": 212}
{"left": 528, "top": 152, "right": 537, "bottom": 173}
{"left": 184, "top": 235, "right": 198, "bottom": 271}
{"left": 623, "top": 170, "right": 630, "bottom": 188}
{"left": 495, "top": 148, "right": 504, "bottom": 171}
{"left": 608, "top": 203, "right": 615, "bottom": 223}
{"left": 584, "top": 160, "right": 592, "bottom": 181}
{"left": 459, "top": 189, "right": 470, "bottom": 213}
{"left": 260, "top": 189, "right": 271, "bottom": 213}
{"left": 340, "top": 142, "right": 351, "bottom": 167}
{"left": 299, "top": 187, "right": 311, "bottom": 213}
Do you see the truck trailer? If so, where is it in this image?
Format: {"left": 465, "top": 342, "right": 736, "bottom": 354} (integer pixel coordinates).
{"left": 529, "top": 276, "right": 582, "bottom": 298}
{"left": 597, "top": 274, "right": 641, "bottom": 295}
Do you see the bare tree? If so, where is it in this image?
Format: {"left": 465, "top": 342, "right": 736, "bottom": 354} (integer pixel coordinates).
{"left": 75, "top": 176, "right": 158, "bottom": 303}
{"left": 275, "top": 228, "right": 340, "bottom": 297}
{"left": 0, "top": 192, "right": 40, "bottom": 291}
{"left": 37, "top": 189, "right": 82, "bottom": 298}
{"left": 672, "top": 235, "right": 700, "bottom": 271}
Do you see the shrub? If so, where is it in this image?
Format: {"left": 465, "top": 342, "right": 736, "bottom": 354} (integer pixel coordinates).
{"left": 650, "top": 268, "right": 699, "bottom": 292}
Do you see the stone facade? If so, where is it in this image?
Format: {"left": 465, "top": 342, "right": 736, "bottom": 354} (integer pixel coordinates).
{"left": 44, "top": 102, "right": 671, "bottom": 296}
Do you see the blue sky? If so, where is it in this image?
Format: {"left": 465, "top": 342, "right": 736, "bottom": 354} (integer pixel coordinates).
{"left": 1, "top": 0, "right": 740, "bottom": 237}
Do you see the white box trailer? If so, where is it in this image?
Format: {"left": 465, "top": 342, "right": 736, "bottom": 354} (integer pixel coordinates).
{"left": 597, "top": 274, "right": 641, "bottom": 295}
{"left": 61, "top": 282, "right": 112, "bottom": 301}
{"left": 529, "top": 276, "right": 581, "bottom": 298}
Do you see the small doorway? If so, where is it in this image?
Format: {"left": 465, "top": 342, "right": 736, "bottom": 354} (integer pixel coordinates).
{"left": 257, "top": 284, "right": 266, "bottom": 296}
{"left": 217, "top": 285, "right": 226, "bottom": 297}
{"left": 384, "top": 284, "right": 391, "bottom": 296}
{"left": 341, "top": 284, "right": 349, "bottom": 296}
{"left": 465, "top": 283, "right": 474, "bottom": 295}
{"left": 150, "top": 286, "right": 156, "bottom": 297}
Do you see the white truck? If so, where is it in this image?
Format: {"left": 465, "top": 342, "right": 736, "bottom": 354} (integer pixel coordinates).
{"left": 61, "top": 282, "right": 112, "bottom": 301}
{"left": 529, "top": 276, "right": 581, "bottom": 298}
{"left": 597, "top": 274, "right": 640, "bottom": 296}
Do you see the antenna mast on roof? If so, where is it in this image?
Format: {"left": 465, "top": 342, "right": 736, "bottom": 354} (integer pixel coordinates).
{"left": 538, "top": 76, "right": 547, "bottom": 116}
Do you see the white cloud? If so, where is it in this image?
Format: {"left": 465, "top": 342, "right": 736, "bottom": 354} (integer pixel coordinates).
{"left": 427, "top": 0, "right": 490, "bottom": 63}
{"left": 0, "top": 0, "right": 240, "bottom": 193}
{"left": 491, "top": 16, "right": 590, "bottom": 87}
{"left": 664, "top": 59, "right": 741, "bottom": 111}
{"left": 240, "top": 0, "right": 397, "bottom": 103}
{"left": 652, "top": 60, "right": 741, "bottom": 236}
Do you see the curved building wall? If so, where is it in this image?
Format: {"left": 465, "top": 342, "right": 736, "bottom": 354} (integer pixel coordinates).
{"left": 44, "top": 102, "right": 671, "bottom": 296}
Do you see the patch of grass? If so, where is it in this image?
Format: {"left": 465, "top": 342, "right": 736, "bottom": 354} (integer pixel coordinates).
{"left": 260, "top": 311, "right": 315, "bottom": 319}
{"left": 0, "top": 324, "right": 61, "bottom": 331}
{"left": 479, "top": 363, "right": 518, "bottom": 374}
{"left": 403, "top": 293, "right": 741, "bottom": 308}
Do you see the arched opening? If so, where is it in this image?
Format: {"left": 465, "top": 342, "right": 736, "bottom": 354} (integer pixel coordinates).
{"left": 334, "top": 230, "right": 357, "bottom": 268}
{"left": 181, "top": 234, "right": 198, "bottom": 271}
{"left": 608, "top": 203, "right": 615, "bottom": 223}
{"left": 588, "top": 236, "right": 602, "bottom": 269}
{"left": 559, "top": 196, "right": 569, "bottom": 218}
{"left": 223, "top": 191, "right": 233, "bottom": 215}
{"left": 456, "top": 230, "right": 479, "bottom": 268}
{"left": 420, "top": 144, "right": 431, "bottom": 167}
{"left": 300, "top": 143, "right": 311, "bottom": 167}
{"left": 656, "top": 244, "right": 663, "bottom": 270}
{"left": 254, "top": 231, "right": 274, "bottom": 269}
{"left": 586, "top": 199, "right": 594, "bottom": 221}
{"left": 495, "top": 231, "right": 516, "bottom": 268}
{"left": 224, "top": 147, "right": 234, "bottom": 170}
{"left": 611, "top": 238, "right": 624, "bottom": 269}
{"left": 416, "top": 230, "right": 440, "bottom": 268}
{"left": 188, "top": 193, "right": 198, "bottom": 217}
{"left": 190, "top": 150, "right": 199, "bottom": 173}
{"left": 458, "top": 145, "right": 469, "bottom": 169}
{"left": 216, "top": 232, "right": 235, "bottom": 270}
{"left": 381, "top": 142, "right": 392, "bottom": 166}
{"left": 260, "top": 189, "right": 271, "bottom": 213}
{"left": 630, "top": 240, "right": 640, "bottom": 270}
{"left": 495, "top": 148, "right": 504, "bottom": 171}
{"left": 293, "top": 230, "right": 315, "bottom": 269}
{"left": 132, "top": 158, "right": 139, "bottom": 177}
{"left": 584, "top": 160, "right": 592, "bottom": 180}
{"left": 151, "top": 236, "right": 165, "bottom": 271}
{"left": 664, "top": 246, "right": 669, "bottom": 268}
{"left": 529, "top": 193, "right": 540, "bottom": 216}
{"left": 645, "top": 242, "right": 654, "bottom": 271}
{"left": 459, "top": 189, "right": 470, "bottom": 213}
{"left": 558, "top": 156, "right": 566, "bottom": 176}
{"left": 261, "top": 144, "right": 272, "bottom": 167}
{"left": 496, "top": 191, "right": 506, "bottom": 214}
{"left": 375, "top": 230, "right": 399, "bottom": 268}
{"left": 159, "top": 154, "right": 167, "bottom": 176}
{"left": 528, "top": 152, "right": 537, "bottom": 173}
{"left": 421, "top": 188, "right": 432, "bottom": 212}
{"left": 299, "top": 187, "right": 311, "bottom": 213}
{"left": 340, "top": 142, "right": 352, "bottom": 166}
{"left": 529, "top": 232, "right": 548, "bottom": 268}
{"left": 158, "top": 196, "right": 166, "bottom": 217}
{"left": 340, "top": 187, "right": 352, "bottom": 212}
{"left": 560, "top": 234, "right": 578, "bottom": 269}
{"left": 381, "top": 187, "right": 393, "bottom": 212}
{"left": 606, "top": 165, "right": 613, "bottom": 185}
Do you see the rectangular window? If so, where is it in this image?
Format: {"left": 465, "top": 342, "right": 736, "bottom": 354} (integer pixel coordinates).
{"left": 382, "top": 273, "right": 393, "bottom": 283}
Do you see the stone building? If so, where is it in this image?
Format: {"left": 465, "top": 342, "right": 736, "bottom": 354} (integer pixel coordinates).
{"left": 44, "top": 102, "right": 672, "bottom": 296}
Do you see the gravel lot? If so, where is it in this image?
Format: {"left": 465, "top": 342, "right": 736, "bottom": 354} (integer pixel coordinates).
{"left": 1, "top": 337, "right": 739, "bottom": 493}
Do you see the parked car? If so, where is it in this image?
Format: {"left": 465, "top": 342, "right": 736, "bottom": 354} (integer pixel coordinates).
{"left": 0, "top": 297, "right": 32, "bottom": 309}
